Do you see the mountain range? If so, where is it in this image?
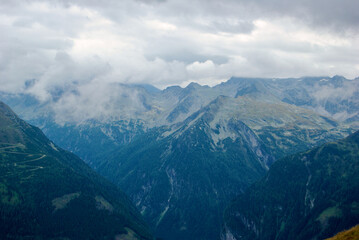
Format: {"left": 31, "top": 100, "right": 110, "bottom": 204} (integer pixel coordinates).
{"left": 1, "top": 76, "right": 357, "bottom": 164}
{"left": 96, "top": 93, "right": 352, "bottom": 239}
{"left": 0, "top": 76, "right": 358, "bottom": 239}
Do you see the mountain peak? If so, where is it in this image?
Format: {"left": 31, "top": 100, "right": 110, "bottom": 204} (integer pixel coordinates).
{"left": 0, "top": 101, "right": 17, "bottom": 118}
{"left": 186, "top": 82, "right": 203, "bottom": 89}
{"left": 130, "top": 84, "right": 161, "bottom": 94}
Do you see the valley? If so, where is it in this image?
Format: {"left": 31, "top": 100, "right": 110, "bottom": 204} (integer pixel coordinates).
{"left": 1, "top": 76, "right": 358, "bottom": 239}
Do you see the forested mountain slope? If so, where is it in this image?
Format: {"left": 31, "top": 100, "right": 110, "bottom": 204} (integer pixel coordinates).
{"left": 0, "top": 101, "right": 152, "bottom": 240}
{"left": 223, "top": 130, "right": 359, "bottom": 240}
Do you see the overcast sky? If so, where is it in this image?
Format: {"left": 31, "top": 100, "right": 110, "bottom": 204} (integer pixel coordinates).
{"left": 1, "top": 0, "right": 359, "bottom": 100}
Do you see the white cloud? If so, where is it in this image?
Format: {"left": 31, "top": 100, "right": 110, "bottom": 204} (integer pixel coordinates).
{"left": 0, "top": 0, "right": 358, "bottom": 103}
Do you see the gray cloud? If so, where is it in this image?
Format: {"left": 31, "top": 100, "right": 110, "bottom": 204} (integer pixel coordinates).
{"left": 254, "top": 0, "right": 359, "bottom": 33}
{"left": 61, "top": 0, "right": 359, "bottom": 32}
{"left": 0, "top": 0, "right": 358, "bottom": 109}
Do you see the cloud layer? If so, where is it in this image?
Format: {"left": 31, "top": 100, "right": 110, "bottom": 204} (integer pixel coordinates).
{"left": 1, "top": 0, "right": 358, "bottom": 101}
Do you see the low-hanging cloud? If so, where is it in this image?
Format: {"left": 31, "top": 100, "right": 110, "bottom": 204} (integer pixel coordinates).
{"left": 51, "top": 81, "right": 149, "bottom": 124}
